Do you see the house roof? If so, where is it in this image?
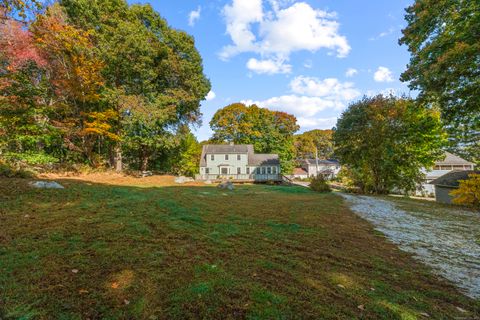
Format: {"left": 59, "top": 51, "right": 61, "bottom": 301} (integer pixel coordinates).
{"left": 436, "top": 152, "right": 475, "bottom": 166}
{"left": 293, "top": 168, "right": 308, "bottom": 175}
{"left": 430, "top": 170, "right": 478, "bottom": 188}
{"left": 200, "top": 144, "right": 279, "bottom": 167}
{"left": 249, "top": 153, "right": 280, "bottom": 166}
{"left": 203, "top": 144, "right": 250, "bottom": 154}
{"left": 302, "top": 159, "right": 340, "bottom": 166}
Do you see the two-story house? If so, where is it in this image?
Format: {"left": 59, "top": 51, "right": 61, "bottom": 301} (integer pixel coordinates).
{"left": 196, "top": 144, "right": 281, "bottom": 181}
{"left": 417, "top": 151, "right": 475, "bottom": 196}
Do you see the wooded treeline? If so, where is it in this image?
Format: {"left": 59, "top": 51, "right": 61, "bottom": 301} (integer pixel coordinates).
{"left": 0, "top": 0, "right": 209, "bottom": 175}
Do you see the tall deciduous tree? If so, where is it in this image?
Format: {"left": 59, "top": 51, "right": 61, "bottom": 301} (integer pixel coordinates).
{"left": 59, "top": 0, "right": 211, "bottom": 171}
{"left": 334, "top": 95, "right": 446, "bottom": 194}
{"left": 400, "top": 0, "right": 480, "bottom": 164}
{"left": 294, "top": 129, "right": 334, "bottom": 159}
{"left": 210, "top": 103, "right": 299, "bottom": 173}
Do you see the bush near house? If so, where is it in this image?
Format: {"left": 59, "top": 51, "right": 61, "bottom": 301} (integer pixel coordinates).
{"left": 310, "top": 174, "right": 331, "bottom": 192}
{"left": 451, "top": 173, "right": 480, "bottom": 209}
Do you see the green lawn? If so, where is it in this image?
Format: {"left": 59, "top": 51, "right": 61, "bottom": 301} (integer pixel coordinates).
{"left": 0, "top": 175, "right": 478, "bottom": 319}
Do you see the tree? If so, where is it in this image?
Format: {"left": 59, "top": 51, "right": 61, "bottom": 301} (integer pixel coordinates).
{"left": 334, "top": 95, "right": 446, "bottom": 194}
{"left": 59, "top": 0, "right": 211, "bottom": 171}
{"left": 210, "top": 103, "right": 299, "bottom": 173}
{"left": 294, "top": 129, "right": 334, "bottom": 159}
{"left": 450, "top": 174, "right": 480, "bottom": 209}
{"left": 400, "top": 0, "right": 480, "bottom": 164}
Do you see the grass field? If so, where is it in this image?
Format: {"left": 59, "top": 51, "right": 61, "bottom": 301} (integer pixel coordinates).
{"left": 1, "top": 174, "right": 478, "bottom": 319}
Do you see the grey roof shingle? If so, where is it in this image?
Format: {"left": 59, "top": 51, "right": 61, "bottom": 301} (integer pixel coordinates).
{"left": 430, "top": 170, "right": 478, "bottom": 188}
{"left": 302, "top": 159, "right": 340, "bottom": 166}
{"left": 248, "top": 153, "right": 280, "bottom": 166}
{"left": 436, "top": 152, "right": 475, "bottom": 166}
{"left": 199, "top": 144, "right": 279, "bottom": 167}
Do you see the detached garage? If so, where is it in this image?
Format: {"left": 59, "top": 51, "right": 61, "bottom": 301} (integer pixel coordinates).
{"left": 430, "top": 170, "right": 478, "bottom": 204}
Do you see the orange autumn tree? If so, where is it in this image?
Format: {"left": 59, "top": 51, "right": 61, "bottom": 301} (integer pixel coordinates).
{"left": 31, "top": 4, "right": 117, "bottom": 165}
{"left": 450, "top": 174, "right": 480, "bottom": 209}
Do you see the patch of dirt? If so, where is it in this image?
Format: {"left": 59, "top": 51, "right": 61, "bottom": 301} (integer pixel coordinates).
{"left": 341, "top": 194, "right": 480, "bottom": 299}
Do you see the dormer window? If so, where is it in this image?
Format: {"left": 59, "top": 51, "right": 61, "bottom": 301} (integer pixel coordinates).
{"left": 225, "top": 154, "right": 229, "bottom": 160}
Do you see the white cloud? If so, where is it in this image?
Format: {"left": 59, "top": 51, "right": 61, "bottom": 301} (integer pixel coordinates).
{"left": 244, "top": 95, "right": 343, "bottom": 117}
{"left": 242, "top": 76, "right": 360, "bottom": 129}
{"left": 374, "top": 66, "right": 394, "bottom": 82}
{"left": 345, "top": 68, "right": 358, "bottom": 77}
{"left": 246, "top": 58, "right": 292, "bottom": 74}
{"left": 205, "top": 90, "right": 216, "bottom": 101}
{"left": 220, "top": 0, "right": 263, "bottom": 59}
{"left": 296, "top": 116, "right": 338, "bottom": 129}
{"left": 188, "top": 6, "right": 201, "bottom": 27}
{"left": 220, "top": 1, "right": 350, "bottom": 73}
{"left": 303, "top": 59, "right": 313, "bottom": 69}
{"left": 369, "top": 27, "right": 395, "bottom": 41}
{"left": 290, "top": 76, "right": 360, "bottom": 100}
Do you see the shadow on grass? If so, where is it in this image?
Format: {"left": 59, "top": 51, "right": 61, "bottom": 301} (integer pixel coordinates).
{"left": 0, "top": 177, "right": 478, "bottom": 319}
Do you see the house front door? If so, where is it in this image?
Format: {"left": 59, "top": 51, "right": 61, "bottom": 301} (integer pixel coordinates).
{"left": 221, "top": 167, "right": 228, "bottom": 175}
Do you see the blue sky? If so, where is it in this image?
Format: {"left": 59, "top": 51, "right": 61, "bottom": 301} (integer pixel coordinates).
{"left": 132, "top": 0, "right": 414, "bottom": 141}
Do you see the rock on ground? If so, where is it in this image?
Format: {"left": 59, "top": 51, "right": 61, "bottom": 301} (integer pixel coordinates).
{"left": 217, "top": 181, "right": 234, "bottom": 191}
{"left": 174, "top": 176, "right": 194, "bottom": 184}
{"left": 29, "top": 181, "right": 64, "bottom": 189}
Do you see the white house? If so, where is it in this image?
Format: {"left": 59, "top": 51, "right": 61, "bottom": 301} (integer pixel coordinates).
{"left": 291, "top": 159, "right": 341, "bottom": 180}
{"left": 418, "top": 152, "right": 475, "bottom": 196}
{"left": 196, "top": 144, "right": 281, "bottom": 181}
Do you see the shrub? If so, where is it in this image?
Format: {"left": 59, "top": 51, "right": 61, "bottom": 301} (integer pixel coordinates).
{"left": 310, "top": 174, "right": 331, "bottom": 193}
{"left": 0, "top": 161, "right": 34, "bottom": 178}
{"left": 450, "top": 173, "right": 480, "bottom": 209}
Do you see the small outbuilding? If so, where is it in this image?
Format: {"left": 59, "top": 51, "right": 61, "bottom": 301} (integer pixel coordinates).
{"left": 430, "top": 170, "right": 478, "bottom": 204}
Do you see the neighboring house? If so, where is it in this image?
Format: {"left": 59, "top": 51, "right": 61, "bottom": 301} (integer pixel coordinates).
{"left": 418, "top": 152, "right": 475, "bottom": 196}
{"left": 291, "top": 167, "right": 309, "bottom": 180}
{"left": 196, "top": 144, "right": 281, "bottom": 181}
{"left": 430, "top": 170, "right": 478, "bottom": 204}
{"left": 294, "top": 159, "right": 341, "bottom": 179}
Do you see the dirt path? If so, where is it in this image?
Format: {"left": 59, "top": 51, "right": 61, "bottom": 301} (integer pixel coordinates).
{"left": 341, "top": 194, "right": 480, "bottom": 299}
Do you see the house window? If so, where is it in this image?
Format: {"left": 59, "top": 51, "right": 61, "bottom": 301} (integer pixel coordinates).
{"left": 225, "top": 154, "right": 229, "bottom": 160}
{"left": 272, "top": 167, "right": 277, "bottom": 174}
{"left": 247, "top": 167, "right": 250, "bottom": 174}
{"left": 261, "top": 167, "right": 266, "bottom": 174}
{"left": 237, "top": 167, "right": 241, "bottom": 174}
{"left": 206, "top": 168, "right": 210, "bottom": 174}
{"left": 256, "top": 167, "right": 261, "bottom": 174}
{"left": 211, "top": 154, "right": 214, "bottom": 161}
{"left": 237, "top": 154, "right": 241, "bottom": 161}
{"left": 267, "top": 167, "right": 272, "bottom": 174}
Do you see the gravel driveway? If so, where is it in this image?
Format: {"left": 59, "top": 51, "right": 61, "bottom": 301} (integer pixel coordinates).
{"left": 341, "top": 194, "right": 480, "bottom": 299}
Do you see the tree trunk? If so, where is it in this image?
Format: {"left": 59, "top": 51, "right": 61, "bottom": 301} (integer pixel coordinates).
{"left": 114, "top": 145, "right": 123, "bottom": 172}
{"left": 140, "top": 146, "right": 149, "bottom": 172}
{"left": 140, "top": 155, "right": 149, "bottom": 172}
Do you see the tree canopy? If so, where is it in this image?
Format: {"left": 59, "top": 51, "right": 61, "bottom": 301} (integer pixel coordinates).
{"left": 0, "top": 0, "right": 210, "bottom": 174}
{"left": 294, "top": 129, "right": 334, "bottom": 160}
{"left": 334, "top": 95, "right": 446, "bottom": 194}
{"left": 210, "top": 103, "right": 299, "bottom": 173}
{"left": 400, "top": 0, "right": 480, "bottom": 164}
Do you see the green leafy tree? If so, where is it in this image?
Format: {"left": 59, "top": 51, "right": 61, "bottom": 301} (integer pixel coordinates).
{"left": 294, "top": 129, "right": 334, "bottom": 159}
{"left": 210, "top": 103, "right": 299, "bottom": 173}
{"left": 334, "top": 95, "right": 446, "bottom": 194}
{"left": 400, "top": 0, "right": 480, "bottom": 164}
{"left": 59, "top": 0, "right": 211, "bottom": 171}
